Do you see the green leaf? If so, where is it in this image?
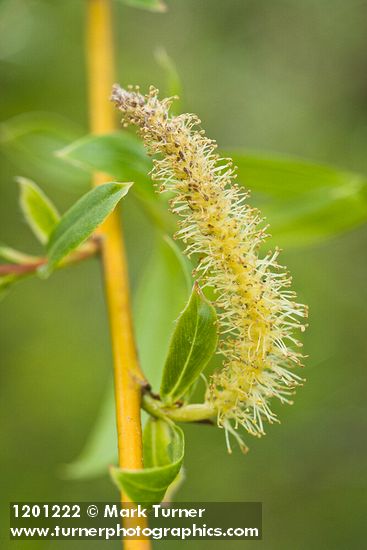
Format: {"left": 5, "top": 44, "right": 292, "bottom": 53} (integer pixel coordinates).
{"left": 62, "top": 385, "right": 117, "bottom": 479}
{"left": 44, "top": 182, "right": 132, "bottom": 274}
{"left": 17, "top": 177, "right": 60, "bottom": 244}
{"left": 57, "top": 131, "right": 173, "bottom": 230}
{"left": 111, "top": 418, "right": 184, "bottom": 505}
{"left": 65, "top": 233, "right": 190, "bottom": 478}
{"left": 116, "top": 0, "right": 167, "bottom": 12}
{"left": 143, "top": 417, "right": 182, "bottom": 468}
{"left": 0, "top": 112, "right": 88, "bottom": 191}
{"left": 160, "top": 284, "right": 218, "bottom": 405}
{"left": 228, "top": 150, "right": 365, "bottom": 197}
{"left": 57, "top": 131, "right": 151, "bottom": 183}
{"left": 259, "top": 184, "right": 367, "bottom": 247}
{"left": 133, "top": 235, "right": 192, "bottom": 391}
{"left": 163, "top": 466, "right": 185, "bottom": 503}
{"left": 0, "top": 245, "right": 39, "bottom": 264}
{"left": 154, "top": 47, "right": 182, "bottom": 112}
{"left": 226, "top": 150, "right": 367, "bottom": 247}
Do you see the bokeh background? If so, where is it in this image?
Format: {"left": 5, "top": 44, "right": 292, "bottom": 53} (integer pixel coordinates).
{"left": 1, "top": 0, "right": 367, "bottom": 548}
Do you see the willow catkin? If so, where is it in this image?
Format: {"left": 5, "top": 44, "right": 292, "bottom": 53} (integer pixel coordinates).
{"left": 112, "top": 85, "right": 308, "bottom": 447}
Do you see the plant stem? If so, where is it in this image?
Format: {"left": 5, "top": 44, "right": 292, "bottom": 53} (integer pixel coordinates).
{"left": 142, "top": 393, "right": 216, "bottom": 424}
{"left": 0, "top": 240, "right": 98, "bottom": 276}
{"left": 86, "top": 1, "right": 150, "bottom": 548}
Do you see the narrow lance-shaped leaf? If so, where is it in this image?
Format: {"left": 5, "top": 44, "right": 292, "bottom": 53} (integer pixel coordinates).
{"left": 17, "top": 177, "right": 60, "bottom": 244}
{"left": 133, "top": 233, "right": 192, "bottom": 392}
{"left": 0, "top": 245, "right": 40, "bottom": 264}
{"left": 226, "top": 150, "right": 367, "bottom": 196}
{"left": 225, "top": 150, "right": 367, "bottom": 247}
{"left": 43, "top": 182, "right": 132, "bottom": 275}
{"left": 0, "top": 112, "right": 89, "bottom": 192}
{"left": 160, "top": 284, "right": 218, "bottom": 405}
{"left": 154, "top": 47, "right": 182, "bottom": 113}
{"left": 111, "top": 417, "right": 184, "bottom": 505}
{"left": 116, "top": 0, "right": 167, "bottom": 12}
{"left": 57, "top": 131, "right": 151, "bottom": 183}
{"left": 56, "top": 132, "right": 173, "bottom": 230}
{"left": 62, "top": 385, "right": 118, "bottom": 479}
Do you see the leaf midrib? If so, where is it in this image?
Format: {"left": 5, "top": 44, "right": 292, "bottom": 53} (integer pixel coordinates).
{"left": 165, "top": 303, "right": 200, "bottom": 401}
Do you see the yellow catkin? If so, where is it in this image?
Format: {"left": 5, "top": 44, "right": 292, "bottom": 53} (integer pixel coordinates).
{"left": 112, "top": 85, "right": 308, "bottom": 446}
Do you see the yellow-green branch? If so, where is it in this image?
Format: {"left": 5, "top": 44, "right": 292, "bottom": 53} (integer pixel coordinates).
{"left": 86, "top": 1, "right": 150, "bottom": 548}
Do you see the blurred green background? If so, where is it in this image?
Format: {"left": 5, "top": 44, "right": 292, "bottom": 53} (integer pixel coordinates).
{"left": 1, "top": 0, "right": 366, "bottom": 548}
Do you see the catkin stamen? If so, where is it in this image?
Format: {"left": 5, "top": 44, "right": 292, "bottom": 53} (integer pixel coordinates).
{"left": 112, "top": 85, "right": 308, "bottom": 439}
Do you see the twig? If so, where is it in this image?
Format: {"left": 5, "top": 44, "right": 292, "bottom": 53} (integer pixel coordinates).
{"left": 142, "top": 392, "right": 216, "bottom": 425}
{"left": 86, "top": 1, "right": 150, "bottom": 548}
{"left": 0, "top": 240, "right": 99, "bottom": 276}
